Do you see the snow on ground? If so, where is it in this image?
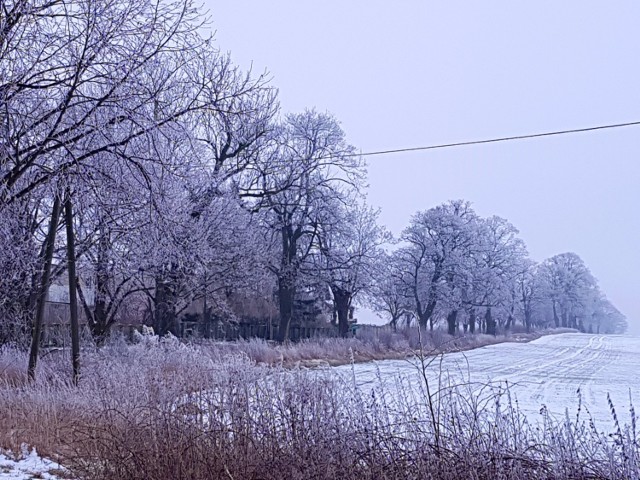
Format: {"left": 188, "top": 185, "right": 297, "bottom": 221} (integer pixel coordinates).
{"left": 0, "top": 448, "right": 66, "bottom": 480}
{"left": 340, "top": 333, "right": 640, "bottom": 430}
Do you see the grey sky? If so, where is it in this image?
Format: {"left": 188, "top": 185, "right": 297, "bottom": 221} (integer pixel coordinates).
{"left": 205, "top": 1, "right": 640, "bottom": 330}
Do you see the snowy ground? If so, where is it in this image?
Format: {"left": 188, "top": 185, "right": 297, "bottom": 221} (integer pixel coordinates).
{"left": 340, "top": 333, "right": 640, "bottom": 430}
{"left": 4, "top": 333, "right": 637, "bottom": 478}
{"left": 0, "top": 448, "right": 66, "bottom": 480}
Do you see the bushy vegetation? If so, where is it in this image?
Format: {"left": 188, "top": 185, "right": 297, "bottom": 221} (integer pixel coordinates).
{"left": 0, "top": 335, "right": 637, "bottom": 480}
{"left": 212, "top": 326, "right": 575, "bottom": 367}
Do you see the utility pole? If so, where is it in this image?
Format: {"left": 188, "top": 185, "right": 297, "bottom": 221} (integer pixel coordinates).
{"left": 64, "top": 189, "right": 80, "bottom": 385}
{"left": 28, "top": 195, "right": 62, "bottom": 381}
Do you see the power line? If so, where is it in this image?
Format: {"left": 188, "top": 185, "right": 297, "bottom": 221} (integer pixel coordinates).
{"left": 340, "top": 120, "right": 640, "bottom": 159}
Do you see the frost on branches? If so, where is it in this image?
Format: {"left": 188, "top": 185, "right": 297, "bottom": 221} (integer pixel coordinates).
{"left": 0, "top": 1, "right": 627, "bottom": 370}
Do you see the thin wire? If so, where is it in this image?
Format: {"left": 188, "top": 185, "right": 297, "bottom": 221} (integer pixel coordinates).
{"left": 336, "top": 120, "right": 640, "bottom": 159}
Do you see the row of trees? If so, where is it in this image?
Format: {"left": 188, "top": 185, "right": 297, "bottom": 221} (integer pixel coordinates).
{"left": 0, "top": 0, "right": 626, "bottom": 377}
{"left": 369, "top": 201, "right": 626, "bottom": 336}
{"left": 0, "top": 0, "right": 384, "bottom": 350}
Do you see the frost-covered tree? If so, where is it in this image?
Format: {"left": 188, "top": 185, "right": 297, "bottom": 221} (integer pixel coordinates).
{"left": 368, "top": 250, "right": 412, "bottom": 331}
{"left": 251, "top": 109, "right": 365, "bottom": 342}
{"left": 588, "top": 295, "right": 627, "bottom": 334}
{"left": 389, "top": 201, "right": 629, "bottom": 337}
{"left": 0, "top": 0, "right": 216, "bottom": 205}
{"left": 145, "top": 186, "right": 268, "bottom": 336}
{"left": 513, "top": 259, "right": 542, "bottom": 332}
{"left": 399, "top": 200, "right": 479, "bottom": 332}
{"left": 468, "top": 216, "right": 528, "bottom": 335}
{"left": 539, "top": 253, "right": 597, "bottom": 330}
{"left": 0, "top": 0, "right": 283, "bottom": 378}
{"left": 314, "top": 202, "right": 388, "bottom": 337}
{"left": 0, "top": 198, "right": 42, "bottom": 343}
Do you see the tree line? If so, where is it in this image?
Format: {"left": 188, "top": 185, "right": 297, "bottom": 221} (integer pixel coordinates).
{"left": 370, "top": 200, "right": 626, "bottom": 336}
{"left": 0, "top": 0, "right": 626, "bottom": 372}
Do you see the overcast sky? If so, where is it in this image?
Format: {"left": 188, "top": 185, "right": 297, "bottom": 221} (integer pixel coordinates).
{"left": 205, "top": 1, "right": 640, "bottom": 330}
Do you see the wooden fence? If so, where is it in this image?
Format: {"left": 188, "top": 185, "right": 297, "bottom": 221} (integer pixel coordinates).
{"left": 353, "top": 324, "right": 396, "bottom": 339}
{"left": 40, "top": 321, "right": 342, "bottom": 344}
{"left": 41, "top": 297, "right": 363, "bottom": 345}
{"left": 181, "top": 320, "right": 340, "bottom": 342}
{"left": 40, "top": 323, "right": 144, "bottom": 346}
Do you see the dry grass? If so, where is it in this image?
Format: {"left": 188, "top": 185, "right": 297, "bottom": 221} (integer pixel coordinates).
{"left": 193, "top": 327, "right": 579, "bottom": 368}
{"left": 0, "top": 331, "right": 634, "bottom": 480}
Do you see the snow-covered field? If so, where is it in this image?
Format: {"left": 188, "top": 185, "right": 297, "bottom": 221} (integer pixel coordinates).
{"left": 341, "top": 333, "right": 640, "bottom": 429}
{"left": 3, "top": 332, "right": 638, "bottom": 479}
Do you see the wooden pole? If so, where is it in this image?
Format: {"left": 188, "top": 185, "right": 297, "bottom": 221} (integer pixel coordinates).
{"left": 64, "top": 190, "right": 80, "bottom": 385}
{"left": 28, "top": 195, "right": 62, "bottom": 382}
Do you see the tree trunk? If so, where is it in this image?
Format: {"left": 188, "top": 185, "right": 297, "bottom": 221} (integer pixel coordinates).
{"left": 561, "top": 310, "right": 568, "bottom": 328}
{"left": 332, "top": 286, "right": 351, "bottom": 338}
{"left": 28, "top": 195, "right": 62, "bottom": 382}
{"left": 485, "top": 307, "right": 496, "bottom": 336}
{"left": 277, "top": 277, "right": 295, "bottom": 343}
{"left": 90, "top": 220, "right": 111, "bottom": 343}
{"left": 426, "top": 267, "right": 441, "bottom": 331}
{"left": 424, "top": 299, "right": 437, "bottom": 331}
{"left": 506, "top": 313, "right": 513, "bottom": 330}
{"left": 277, "top": 226, "right": 298, "bottom": 343}
{"left": 64, "top": 193, "right": 80, "bottom": 385}
{"left": 524, "top": 308, "right": 532, "bottom": 333}
{"left": 154, "top": 275, "right": 177, "bottom": 336}
{"left": 468, "top": 308, "right": 476, "bottom": 334}
{"left": 390, "top": 314, "right": 399, "bottom": 331}
{"left": 447, "top": 310, "right": 458, "bottom": 336}
{"left": 417, "top": 297, "right": 437, "bottom": 331}
{"left": 552, "top": 302, "right": 560, "bottom": 328}
{"left": 90, "top": 321, "right": 111, "bottom": 345}
{"left": 336, "top": 300, "right": 350, "bottom": 337}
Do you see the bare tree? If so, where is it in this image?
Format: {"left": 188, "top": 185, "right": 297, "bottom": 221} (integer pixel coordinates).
{"left": 315, "top": 202, "right": 388, "bottom": 337}
{"left": 468, "top": 216, "right": 528, "bottom": 335}
{"left": 1, "top": 0, "right": 286, "bottom": 377}
{"left": 253, "top": 109, "right": 364, "bottom": 342}
{"left": 399, "top": 200, "right": 478, "bottom": 332}
{"left": 539, "top": 252, "right": 597, "bottom": 330}
{"left": 0, "top": 0, "right": 215, "bottom": 204}
{"left": 0, "top": 198, "right": 42, "bottom": 342}
{"left": 368, "top": 250, "right": 411, "bottom": 331}
{"left": 514, "top": 259, "right": 539, "bottom": 332}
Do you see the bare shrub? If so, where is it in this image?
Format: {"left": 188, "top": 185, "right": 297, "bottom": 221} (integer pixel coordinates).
{"left": 206, "top": 327, "right": 562, "bottom": 368}
{"left": 0, "top": 335, "right": 636, "bottom": 479}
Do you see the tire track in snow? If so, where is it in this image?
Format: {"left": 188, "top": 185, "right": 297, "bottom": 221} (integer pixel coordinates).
{"left": 460, "top": 334, "right": 624, "bottom": 425}
{"left": 466, "top": 335, "right": 616, "bottom": 419}
{"left": 526, "top": 336, "right": 611, "bottom": 405}
{"left": 347, "top": 333, "right": 633, "bottom": 428}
